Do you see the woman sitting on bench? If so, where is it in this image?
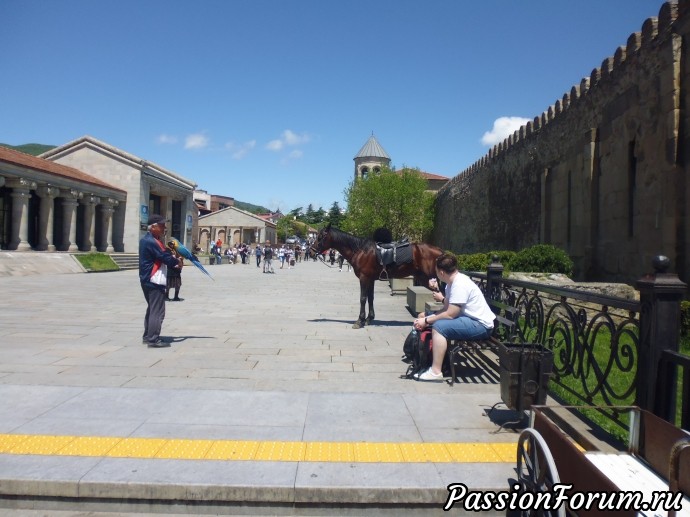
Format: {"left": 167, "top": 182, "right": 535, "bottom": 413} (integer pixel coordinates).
{"left": 412, "top": 253, "right": 495, "bottom": 382}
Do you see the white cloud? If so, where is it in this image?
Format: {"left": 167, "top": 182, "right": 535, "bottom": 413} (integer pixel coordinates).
{"left": 156, "top": 134, "right": 178, "bottom": 145}
{"left": 282, "top": 129, "right": 310, "bottom": 146}
{"left": 225, "top": 140, "right": 256, "bottom": 160}
{"left": 185, "top": 133, "right": 209, "bottom": 150}
{"left": 266, "top": 139, "right": 283, "bottom": 151}
{"left": 481, "top": 117, "right": 531, "bottom": 146}
{"left": 288, "top": 149, "right": 303, "bottom": 159}
{"left": 266, "top": 129, "right": 310, "bottom": 151}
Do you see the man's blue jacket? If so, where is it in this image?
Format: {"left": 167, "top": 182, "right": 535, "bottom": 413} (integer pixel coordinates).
{"left": 139, "top": 232, "right": 180, "bottom": 288}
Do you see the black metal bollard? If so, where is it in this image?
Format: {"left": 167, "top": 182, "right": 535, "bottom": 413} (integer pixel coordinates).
{"left": 486, "top": 255, "right": 504, "bottom": 302}
{"left": 635, "top": 255, "right": 687, "bottom": 419}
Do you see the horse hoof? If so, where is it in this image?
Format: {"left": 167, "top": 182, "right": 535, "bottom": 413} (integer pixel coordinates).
{"left": 352, "top": 321, "right": 364, "bottom": 329}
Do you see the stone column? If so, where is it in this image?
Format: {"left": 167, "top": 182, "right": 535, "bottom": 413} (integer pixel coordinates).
{"left": 81, "top": 195, "right": 100, "bottom": 252}
{"left": 37, "top": 186, "right": 59, "bottom": 251}
{"left": 7, "top": 178, "right": 37, "bottom": 251}
{"left": 584, "top": 128, "right": 600, "bottom": 278}
{"left": 540, "top": 168, "right": 551, "bottom": 243}
{"left": 61, "top": 189, "right": 83, "bottom": 252}
{"left": 101, "top": 198, "right": 119, "bottom": 253}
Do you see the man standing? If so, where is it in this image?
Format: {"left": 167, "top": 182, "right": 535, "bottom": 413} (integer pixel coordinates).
{"left": 255, "top": 243, "right": 262, "bottom": 267}
{"left": 215, "top": 239, "right": 223, "bottom": 265}
{"left": 139, "top": 214, "right": 182, "bottom": 348}
{"left": 263, "top": 241, "right": 274, "bottom": 273}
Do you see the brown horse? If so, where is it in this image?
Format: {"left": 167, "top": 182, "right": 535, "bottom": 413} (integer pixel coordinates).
{"left": 314, "top": 224, "right": 443, "bottom": 328}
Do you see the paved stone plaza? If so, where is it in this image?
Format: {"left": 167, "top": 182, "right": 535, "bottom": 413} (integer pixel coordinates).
{"left": 0, "top": 256, "right": 518, "bottom": 515}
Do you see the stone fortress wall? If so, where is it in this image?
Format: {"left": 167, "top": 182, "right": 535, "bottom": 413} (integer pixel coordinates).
{"left": 433, "top": 1, "right": 690, "bottom": 284}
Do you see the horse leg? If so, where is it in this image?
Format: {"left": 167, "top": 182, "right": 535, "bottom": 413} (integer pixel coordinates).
{"left": 364, "top": 281, "right": 375, "bottom": 325}
{"left": 352, "top": 280, "right": 368, "bottom": 329}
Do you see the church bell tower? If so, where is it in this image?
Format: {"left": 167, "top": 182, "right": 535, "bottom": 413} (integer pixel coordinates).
{"left": 353, "top": 134, "right": 391, "bottom": 180}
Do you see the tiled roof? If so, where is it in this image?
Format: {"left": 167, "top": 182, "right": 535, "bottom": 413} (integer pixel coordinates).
{"left": 0, "top": 145, "right": 125, "bottom": 193}
{"left": 420, "top": 172, "right": 449, "bottom": 180}
{"left": 354, "top": 135, "right": 390, "bottom": 160}
{"left": 398, "top": 167, "right": 449, "bottom": 180}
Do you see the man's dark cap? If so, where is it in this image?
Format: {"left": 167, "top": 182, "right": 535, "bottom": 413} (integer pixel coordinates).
{"left": 148, "top": 214, "right": 168, "bottom": 225}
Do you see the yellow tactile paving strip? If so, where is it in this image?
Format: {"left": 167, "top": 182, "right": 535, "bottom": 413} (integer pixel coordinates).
{"left": 0, "top": 433, "right": 516, "bottom": 463}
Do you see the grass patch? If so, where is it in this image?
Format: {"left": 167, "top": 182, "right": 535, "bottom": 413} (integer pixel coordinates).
{"left": 526, "top": 321, "right": 690, "bottom": 443}
{"left": 73, "top": 253, "right": 120, "bottom": 272}
{"left": 520, "top": 317, "right": 638, "bottom": 443}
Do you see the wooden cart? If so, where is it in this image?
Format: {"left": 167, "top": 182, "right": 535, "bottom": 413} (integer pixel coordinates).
{"left": 516, "top": 406, "right": 690, "bottom": 517}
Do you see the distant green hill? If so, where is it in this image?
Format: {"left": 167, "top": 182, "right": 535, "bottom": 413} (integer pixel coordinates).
{"left": 0, "top": 143, "right": 56, "bottom": 156}
{"left": 234, "top": 200, "right": 271, "bottom": 214}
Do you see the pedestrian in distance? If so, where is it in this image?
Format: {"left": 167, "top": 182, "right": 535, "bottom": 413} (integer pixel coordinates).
{"left": 255, "top": 244, "right": 262, "bottom": 267}
{"left": 215, "top": 239, "right": 223, "bottom": 265}
{"left": 278, "top": 245, "right": 286, "bottom": 269}
{"left": 263, "top": 242, "right": 275, "bottom": 273}
{"left": 165, "top": 250, "right": 184, "bottom": 302}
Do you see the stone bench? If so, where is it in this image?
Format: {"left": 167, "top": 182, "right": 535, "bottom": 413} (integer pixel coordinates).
{"left": 425, "top": 300, "right": 444, "bottom": 313}
{"left": 406, "top": 286, "right": 435, "bottom": 313}
{"left": 389, "top": 276, "right": 414, "bottom": 295}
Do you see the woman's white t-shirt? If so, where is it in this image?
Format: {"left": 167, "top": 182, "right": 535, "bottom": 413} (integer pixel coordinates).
{"left": 445, "top": 272, "right": 496, "bottom": 329}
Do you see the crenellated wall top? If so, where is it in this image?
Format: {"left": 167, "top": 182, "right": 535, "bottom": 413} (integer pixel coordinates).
{"left": 455, "top": 1, "right": 680, "bottom": 180}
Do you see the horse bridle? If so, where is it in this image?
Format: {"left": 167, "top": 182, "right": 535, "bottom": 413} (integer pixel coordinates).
{"left": 310, "top": 229, "right": 326, "bottom": 256}
{"left": 310, "top": 232, "right": 339, "bottom": 268}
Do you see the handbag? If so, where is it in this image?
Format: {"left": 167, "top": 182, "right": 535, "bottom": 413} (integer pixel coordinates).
{"left": 150, "top": 262, "right": 167, "bottom": 285}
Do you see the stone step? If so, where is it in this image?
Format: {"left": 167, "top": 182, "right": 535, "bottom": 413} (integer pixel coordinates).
{"left": 108, "top": 253, "right": 138, "bottom": 270}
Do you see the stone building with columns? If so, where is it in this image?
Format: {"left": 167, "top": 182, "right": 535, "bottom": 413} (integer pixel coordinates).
{"left": 198, "top": 206, "right": 276, "bottom": 252}
{"left": 0, "top": 146, "right": 126, "bottom": 252}
{"left": 40, "top": 136, "right": 196, "bottom": 253}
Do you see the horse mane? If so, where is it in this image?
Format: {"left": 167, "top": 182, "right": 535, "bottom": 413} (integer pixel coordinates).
{"left": 327, "top": 226, "right": 374, "bottom": 253}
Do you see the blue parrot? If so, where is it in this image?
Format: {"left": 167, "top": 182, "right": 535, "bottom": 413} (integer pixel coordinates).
{"left": 167, "top": 238, "right": 213, "bottom": 281}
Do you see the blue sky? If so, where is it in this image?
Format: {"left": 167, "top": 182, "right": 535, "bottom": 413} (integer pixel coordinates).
{"left": 1, "top": 0, "right": 666, "bottom": 213}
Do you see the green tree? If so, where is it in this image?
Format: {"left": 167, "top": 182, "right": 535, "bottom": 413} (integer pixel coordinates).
{"left": 314, "top": 207, "right": 326, "bottom": 225}
{"left": 276, "top": 216, "right": 297, "bottom": 243}
{"left": 305, "top": 204, "right": 316, "bottom": 225}
{"left": 327, "top": 202, "right": 344, "bottom": 227}
{"left": 343, "top": 166, "right": 434, "bottom": 241}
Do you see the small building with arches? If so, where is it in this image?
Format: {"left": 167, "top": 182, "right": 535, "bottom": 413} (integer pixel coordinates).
{"left": 197, "top": 206, "right": 276, "bottom": 253}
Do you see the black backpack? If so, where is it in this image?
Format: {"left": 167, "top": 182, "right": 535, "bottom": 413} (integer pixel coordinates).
{"left": 401, "top": 328, "right": 433, "bottom": 379}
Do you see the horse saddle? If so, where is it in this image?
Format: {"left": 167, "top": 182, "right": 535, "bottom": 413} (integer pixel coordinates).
{"left": 375, "top": 238, "right": 411, "bottom": 267}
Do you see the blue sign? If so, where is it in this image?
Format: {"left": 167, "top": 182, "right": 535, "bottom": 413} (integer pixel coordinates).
{"left": 141, "top": 205, "right": 149, "bottom": 224}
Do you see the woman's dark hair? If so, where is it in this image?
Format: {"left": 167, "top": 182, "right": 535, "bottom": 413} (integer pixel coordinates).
{"left": 435, "top": 253, "right": 458, "bottom": 274}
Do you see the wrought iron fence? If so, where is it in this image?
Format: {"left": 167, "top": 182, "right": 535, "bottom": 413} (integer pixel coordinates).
{"left": 658, "top": 350, "right": 690, "bottom": 430}
{"left": 465, "top": 270, "right": 641, "bottom": 431}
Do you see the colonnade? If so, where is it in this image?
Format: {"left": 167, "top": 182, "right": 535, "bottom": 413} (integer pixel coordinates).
{"left": 1, "top": 175, "right": 122, "bottom": 252}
